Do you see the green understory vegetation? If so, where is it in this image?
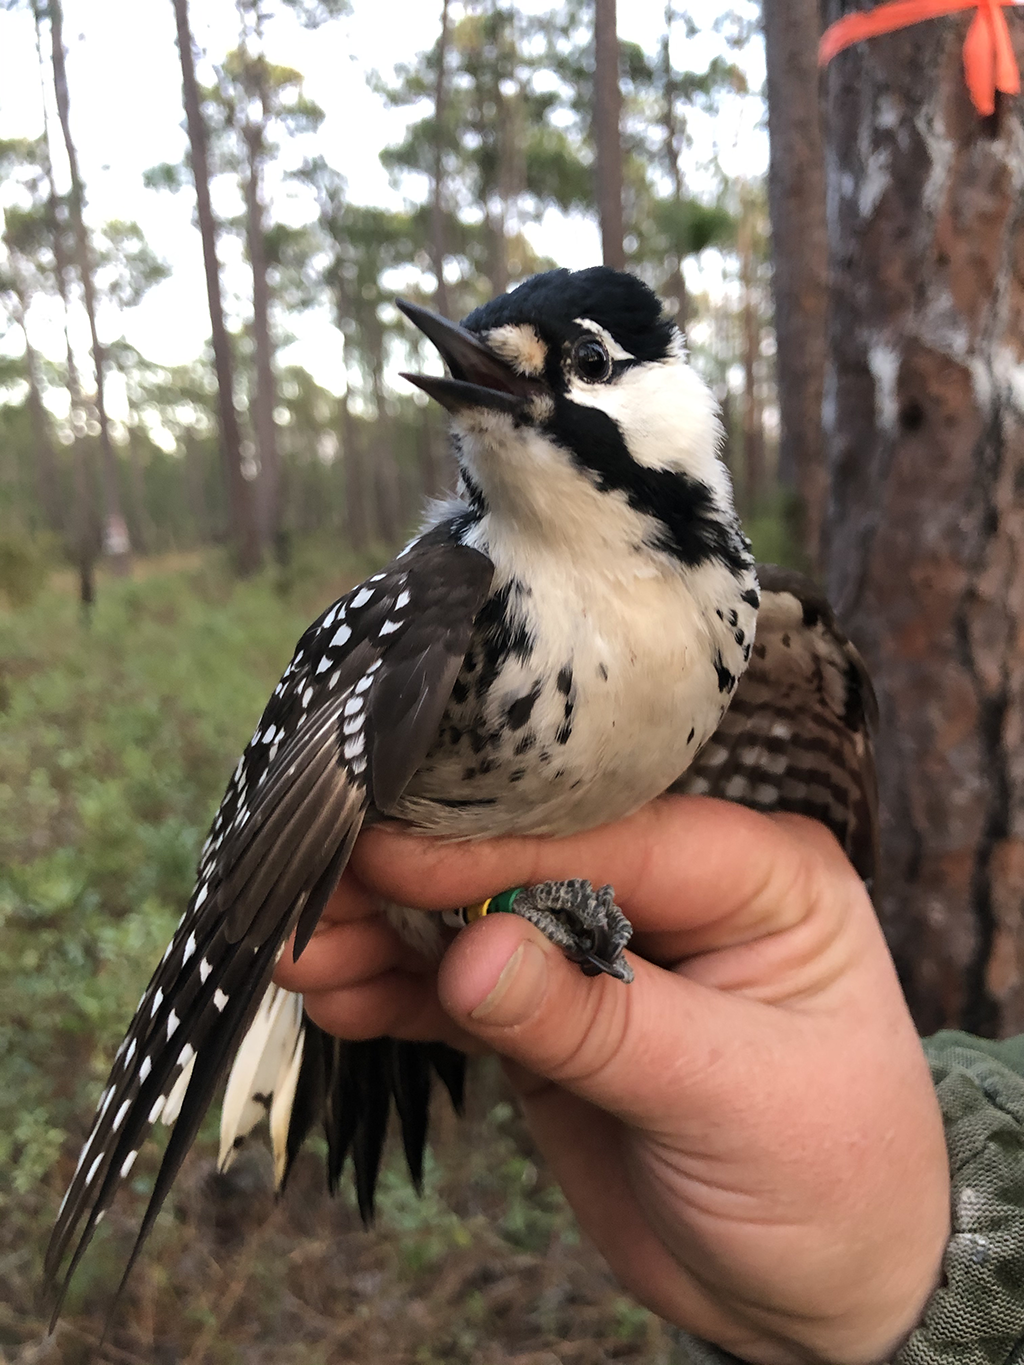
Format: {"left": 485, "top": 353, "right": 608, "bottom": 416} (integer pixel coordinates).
{"left": 0, "top": 545, "right": 699, "bottom": 1364}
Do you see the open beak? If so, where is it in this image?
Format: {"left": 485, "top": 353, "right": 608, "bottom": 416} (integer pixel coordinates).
{"left": 397, "top": 299, "right": 541, "bottom": 416}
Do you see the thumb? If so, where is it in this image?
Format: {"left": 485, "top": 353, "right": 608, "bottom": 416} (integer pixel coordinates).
{"left": 437, "top": 909, "right": 750, "bottom": 1127}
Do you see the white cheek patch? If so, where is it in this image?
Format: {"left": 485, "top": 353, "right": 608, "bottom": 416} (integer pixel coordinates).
{"left": 566, "top": 359, "right": 731, "bottom": 505}
{"left": 483, "top": 323, "right": 547, "bottom": 377}
{"left": 573, "top": 318, "right": 634, "bottom": 363}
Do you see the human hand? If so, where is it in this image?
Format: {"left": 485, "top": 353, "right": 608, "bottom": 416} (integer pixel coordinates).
{"left": 273, "top": 796, "right": 949, "bottom": 1365}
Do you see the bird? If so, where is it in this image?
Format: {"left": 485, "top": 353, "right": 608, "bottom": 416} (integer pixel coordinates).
{"left": 45, "top": 266, "right": 877, "bottom": 1317}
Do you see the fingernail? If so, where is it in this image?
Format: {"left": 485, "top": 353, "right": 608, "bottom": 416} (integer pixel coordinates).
{"left": 469, "top": 938, "right": 551, "bottom": 1025}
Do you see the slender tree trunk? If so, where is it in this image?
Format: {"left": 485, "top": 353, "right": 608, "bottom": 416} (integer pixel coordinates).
{"left": 718, "top": 387, "right": 737, "bottom": 479}
{"left": 126, "top": 423, "right": 155, "bottom": 554}
{"left": 58, "top": 265, "right": 99, "bottom": 611}
{"left": 183, "top": 430, "right": 209, "bottom": 546}
{"left": 48, "top": 0, "right": 131, "bottom": 575}
{"left": 33, "top": 0, "right": 94, "bottom": 604}
{"left": 593, "top": 0, "right": 625, "bottom": 269}
{"left": 430, "top": 0, "right": 452, "bottom": 317}
{"left": 739, "top": 204, "right": 764, "bottom": 511}
{"left": 660, "top": 9, "right": 688, "bottom": 332}
{"left": 763, "top": 0, "right": 828, "bottom": 572}
{"left": 419, "top": 408, "right": 454, "bottom": 501}
{"left": 340, "top": 393, "right": 369, "bottom": 551}
{"left": 495, "top": 24, "right": 526, "bottom": 292}
{"left": 48, "top": 197, "right": 98, "bottom": 607}
{"left": 172, "top": 0, "right": 260, "bottom": 575}
{"left": 41, "top": 118, "right": 98, "bottom": 606}
{"left": 369, "top": 345, "right": 401, "bottom": 545}
{"left": 823, "top": 7, "right": 1024, "bottom": 1036}
{"left": 56, "top": 239, "right": 99, "bottom": 621}
{"left": 487, "top": 208, "right": 510, "bottom": 297}
{"left": 59, "top": 304, "right": 100, "bottom": 611}
{"left": 243, "top": 123, "right": 282, "bottom": 560}
{"left": 9, "top": 283, "right": 62, "bottom": 535}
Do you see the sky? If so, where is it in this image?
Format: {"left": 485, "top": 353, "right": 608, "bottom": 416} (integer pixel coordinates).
{"left": 0, "top": 0, "right": 766, "bottom": 410}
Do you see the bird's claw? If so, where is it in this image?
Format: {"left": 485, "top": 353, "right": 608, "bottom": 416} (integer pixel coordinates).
{"left": 509, "top": 879, "right": 634, "bottom": 983}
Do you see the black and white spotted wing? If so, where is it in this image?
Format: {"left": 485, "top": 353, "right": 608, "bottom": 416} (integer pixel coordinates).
{"left": 671, "top": 564, "right": 879, "bottom": 887}
{"left": 45, "top": 536, "right": 493, "bottom": 1316}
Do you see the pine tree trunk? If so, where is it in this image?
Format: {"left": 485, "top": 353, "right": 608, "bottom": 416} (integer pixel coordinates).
{"left": 419, "top": 408, "right": 454, "bottom": 501}
{"left": 739, "top": 204, "right": 764, "bottom": 512}
{"left": 430, "top": 0, "right": 452, "bottom": 318}
{"left": 487, "top": 209, "right": 510, "bottom": 297}
{"left": 593, "top": 0, "right": 625, "bottom": 269}
{"left": 57, "top": 263, "right": 99, "bottom": 611}
{"left": 369, "top": 348, "right": 401, "bottom": 546}
{"left": 126, "top": 424, "right": 155, "bottom": 554}
{"left": 823, "top": 9, "right": 1024, "bottom": 1035}
{"left": 10, "top": 282, "right": 63, "bottom": 535}
{"left": 33, "top": 6, "right": 93, "bottom": 598}
{"left": 183, "top": 430, "right": 209, "bottom": 546}
{"left": 340, "top": 395, "right": 369, "bottom": 551}
{"left": 243, "top": 123, "right": 282, "bottom": 561}
{"left": 763, "top": 0, "right": 828, "bottom": 570}
{"left": 48, "top": 0, "right": 130, "bottom": 575}
{"left": 172, "top": 0, "right": 260, "bottom": 575}
{"left": 46, "top": 161, "right": 98, "bottom": 606}
{"left": 660, "top": 9, "right": 689, "bottom": 335}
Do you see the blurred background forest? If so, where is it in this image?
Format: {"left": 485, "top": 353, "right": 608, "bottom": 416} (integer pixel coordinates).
{"left": 3, "top": 0, "right": 1024, "bottom": 1361}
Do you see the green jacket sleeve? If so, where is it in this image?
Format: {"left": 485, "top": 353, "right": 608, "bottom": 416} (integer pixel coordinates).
{"left": 894, "top": 1032, "right": 1024, "bottom": 1365}
{"left": 671, "top": 1033, "right": 1024, "bottom": 1365}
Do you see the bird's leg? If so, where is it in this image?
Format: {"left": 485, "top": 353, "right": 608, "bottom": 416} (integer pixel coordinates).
{"left": 449, "top": 880, "right": 634, "bottom": 982}
{"left": 513, "top": 880, "right": 635, "bottom": 982}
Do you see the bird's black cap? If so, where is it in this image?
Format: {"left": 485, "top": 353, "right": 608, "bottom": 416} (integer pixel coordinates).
{"left": 462, "top": 267, "right": 675, "bottom": 363}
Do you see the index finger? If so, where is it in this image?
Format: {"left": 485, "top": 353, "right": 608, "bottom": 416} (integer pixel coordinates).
{"left": 350, "top": 796, "right": 852, "bottom": 957}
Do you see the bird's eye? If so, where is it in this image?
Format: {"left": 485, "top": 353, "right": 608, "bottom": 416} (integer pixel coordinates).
{"left": 572, "top": 336, "right": 612, "bottom": 383}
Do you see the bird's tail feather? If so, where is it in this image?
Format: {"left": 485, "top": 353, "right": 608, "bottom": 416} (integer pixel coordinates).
{"left": 219, "top": 988, "right": 466, "bottom": 1220}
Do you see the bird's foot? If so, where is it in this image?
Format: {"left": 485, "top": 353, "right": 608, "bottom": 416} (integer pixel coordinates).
{"left": 448, "top": 880, "right": 633, "bottom": 982}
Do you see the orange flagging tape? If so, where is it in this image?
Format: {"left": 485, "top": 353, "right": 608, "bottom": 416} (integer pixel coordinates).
{"left": 819, "top": 0, "right": 1021, "bottom": 115}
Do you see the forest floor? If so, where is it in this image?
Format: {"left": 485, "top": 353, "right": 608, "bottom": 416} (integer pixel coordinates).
{"left": 0, "top": 544, "right": 692, "bottom": 1365}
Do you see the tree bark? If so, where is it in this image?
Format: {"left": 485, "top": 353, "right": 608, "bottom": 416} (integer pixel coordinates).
{"left": 763, "top": 0, "right": 828, "bottom": 571}
{"left": 660, "top": 7, "right": 688, "bottom": 332}
{"left": 430, "top": 0, "right": 452, "bottom": 318}
{"left": 54, "top": 232, "right": 99, "bottom": 610}
{"left": 739, "top": 199, "right": 764, "bottom": 512}
{"left": 126, "top": 423, "right": 156, "bottom": 554}
{"left": 183, "top": 429, "right": 209, "bottom": 546}
{"left": 172, "top": 0, "right": 260, "bottom": 575}
{"left": 368, "top": 341, "right": 401, "bottom": 546}
{"left": 340, "top": 392, "right": 369, "bottom": 551}
{"left": 48, "top": 0, "right": 131, "bottom": 575}
{"left": 243, "top": 119, "right": 282, "bottom": 560}
{"left": 35, "top": 40, "right": 97, "bottom": 604}
{"left": 593, "top": 0, "right": 625, "bottom": 269}
{"left": 33, "top": 2, "right": 93, "bottom": 596}
{"left": 823, "top": 8, "right": 1024, "bottom": 1036}
{"left": 419, "top": 407, "right": 454, "bottom": 501}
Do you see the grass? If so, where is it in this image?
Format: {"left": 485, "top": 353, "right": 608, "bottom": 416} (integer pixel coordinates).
{"left": 0, "top": 545, "right": 685, "bottom": 1365}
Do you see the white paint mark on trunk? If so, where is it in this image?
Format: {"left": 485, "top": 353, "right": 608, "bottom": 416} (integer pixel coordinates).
{"left": 867, "top": 341, "right": 901, "bottom": 436}
{"left": 858, "top": 146, "right": 892, "bottom": 220}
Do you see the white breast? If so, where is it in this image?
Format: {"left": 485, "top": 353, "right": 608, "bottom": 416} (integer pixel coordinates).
{"left": 397, "top": 523, "right": 754, "bottom": 838}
